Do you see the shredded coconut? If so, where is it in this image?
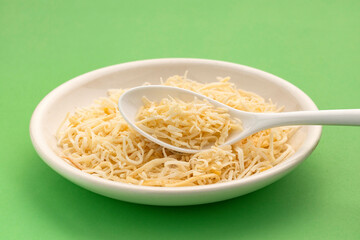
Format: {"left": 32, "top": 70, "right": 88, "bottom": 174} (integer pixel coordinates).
{"left": 56, "top": 75, "right": 297, "bottom": 187}
{"left": 135, "top": 97, "right": 242, "bottom": 150}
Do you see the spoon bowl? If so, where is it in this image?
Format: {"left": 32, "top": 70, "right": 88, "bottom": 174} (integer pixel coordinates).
{"left": 119, "top": 85, "right": 360, "bottom": 153}
{"left": 119, "top": 85, "right": 255, "bottom": 153}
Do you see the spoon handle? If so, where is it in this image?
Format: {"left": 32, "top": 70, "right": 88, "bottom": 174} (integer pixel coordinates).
{"left": 256, "top": 109, "right": 360, "bottom": 128}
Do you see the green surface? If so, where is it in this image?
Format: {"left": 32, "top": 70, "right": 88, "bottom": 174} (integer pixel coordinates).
{"left": 1, "top": 0, "right": 359, "bottom": 239}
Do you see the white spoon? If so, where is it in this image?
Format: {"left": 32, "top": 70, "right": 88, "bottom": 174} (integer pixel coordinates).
{"left": 118, "top": 85, "right": 360, "bottom": 154}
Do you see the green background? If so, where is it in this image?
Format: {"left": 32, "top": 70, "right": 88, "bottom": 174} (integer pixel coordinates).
{"left": 1, "top": 0, "right": 359, "bottom": 239}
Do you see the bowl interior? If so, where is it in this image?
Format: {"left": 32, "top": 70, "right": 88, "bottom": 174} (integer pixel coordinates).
{"left": 35, "top": 59, "right": 319, "bottom": 185}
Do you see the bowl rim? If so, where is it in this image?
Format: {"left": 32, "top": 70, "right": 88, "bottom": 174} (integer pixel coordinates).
{"left": 30, "top": 58, "right": 322, "bottom": 194}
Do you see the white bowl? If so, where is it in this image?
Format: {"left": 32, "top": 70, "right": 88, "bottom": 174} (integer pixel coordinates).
{"left": 30, "top": 58, "right": 322, "bottom": 206}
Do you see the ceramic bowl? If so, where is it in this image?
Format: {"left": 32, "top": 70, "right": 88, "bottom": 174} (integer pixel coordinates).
{"left": 30, "top": 58, "right": 322, "bottom": 206}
